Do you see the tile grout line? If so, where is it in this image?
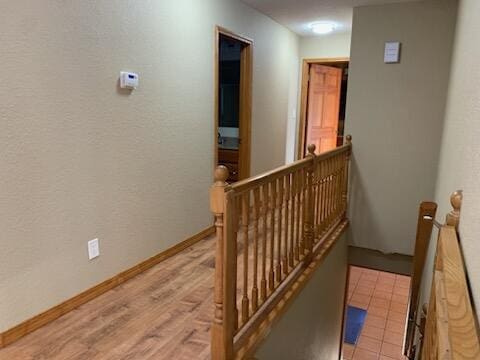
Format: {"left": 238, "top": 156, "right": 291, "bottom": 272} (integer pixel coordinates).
{"left": 354, "top": 267, "right": 379, "bottom": 359}
{"left": 346, "top": 267, "right": 410, "bottom": 360}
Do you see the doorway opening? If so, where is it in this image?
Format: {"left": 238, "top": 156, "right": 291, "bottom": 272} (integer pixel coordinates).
{"left": 297, "top": 58, "right": 349, "bottom": 158}
{"left": 215, "top": 27, "right": 252, "bottom": 183}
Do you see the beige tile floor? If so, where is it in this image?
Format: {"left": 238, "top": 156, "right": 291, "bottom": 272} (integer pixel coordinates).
{"left": 342, "top": 266, "right": 410, "bottom": 360}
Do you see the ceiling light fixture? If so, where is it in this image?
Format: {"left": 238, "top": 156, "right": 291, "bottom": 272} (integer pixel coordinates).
{"left": 310, "top": 21, "right": 336, "bottom": 35}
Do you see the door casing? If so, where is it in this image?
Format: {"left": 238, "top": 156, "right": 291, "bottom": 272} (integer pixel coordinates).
{"left": 214, "top": 26, "right": 253, "bottom": 181}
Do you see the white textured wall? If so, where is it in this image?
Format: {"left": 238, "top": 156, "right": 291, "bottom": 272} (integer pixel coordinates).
{"left": 345, "top": 0, "right": 457, "bottom": 255}
{"left": 420, "top": 0, "right": 480, "bottom": 319}
{"left": 299, "top": 33, "right": 351, "bottom": 60}
{"left": 255, "top": 234, "right": 348, "bottom": 360}
{"left": 0, "top": 0, "right": 299, "bottom": 331}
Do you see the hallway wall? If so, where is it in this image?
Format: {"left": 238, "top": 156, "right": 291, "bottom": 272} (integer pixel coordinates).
{"left": 345, "top": 0, "right": 458, "bottom": 255}
{"left": 255, "top": 234, "right": 348, "bottom": 360}
{"left": 299, "top": 33, "right": 351, "bottom": 60}
{"left": 0, "top": 0, "right": 299, "bottom": 332}
{"left": 420, "top": 0, "right": 480, "bottom": 320}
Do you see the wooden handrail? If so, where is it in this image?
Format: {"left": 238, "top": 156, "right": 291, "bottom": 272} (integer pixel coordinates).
{"left": 210, "top": 138, "right": 352, "bottom": 359}
{"left": 404, "top": 201, "right": 438, "bottom": 358}
{"left": 229, "top": 140, "right": 352, "bottom": 194}
{"left": 414, "top": 191, "right": 480, "bottom": 360}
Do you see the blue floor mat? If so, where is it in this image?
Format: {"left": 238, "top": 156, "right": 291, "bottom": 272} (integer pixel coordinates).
{"left": 344, "top": 306, "right": 367, "bottom": 345}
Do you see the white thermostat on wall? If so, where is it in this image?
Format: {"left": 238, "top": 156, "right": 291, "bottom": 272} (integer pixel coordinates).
{"left": 120, "top": 71, "right": 139, "bottom": 89}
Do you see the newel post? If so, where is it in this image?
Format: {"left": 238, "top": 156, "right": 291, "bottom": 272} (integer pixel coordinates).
{"left": 445, "top": 190, "right": 462, "bottom": 229}
{"left": 210, "top": 165, "right": 232, "bottom": 360}
{"left": 304, "top": 144, "right": 316, "bottom": 262}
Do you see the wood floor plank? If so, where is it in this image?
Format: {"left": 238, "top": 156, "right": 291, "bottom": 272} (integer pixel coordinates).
{"left": 0, "top": 235, "right": 216, "bottom": 360}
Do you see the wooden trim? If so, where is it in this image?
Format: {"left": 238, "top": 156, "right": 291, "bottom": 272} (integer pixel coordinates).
{"left": 0, "top": 226, "right": 215, "bottom": 349}
{"left": 297, "top": 57, "right": 350, "bottom": 160}
{"left": 302, "top": 57, "right": 350, "bottom": 64}
{"left": 297, "top": 60, "right": 310, "bottom": 160}
{"left": 421, "top": 191, "right": 480, "bottom": 359}
{"left": 435, "top": 226, "right": 480, "bottom": 358}
{"left": 238, "top": 39, "right": 252, "bottom": 180}
{"left": 404, "top": 201, "right": 437, "bottom": 357}
{"left": 230, "top": 143, "right": 351, "bottom": 194}
{"left": 234, "top": 219, "right": 349, "bottom": 359}
{"left": 216, "top": 26, "right": 254, "bottom": 45}
{"left": 339, "top": 264, "right": 352, "bottom": 359}
{"left": 214, "top": 26, "right": 253, "bottom": 181}
{"left": 422, "top": 225, "right": 480, "bottom": 359}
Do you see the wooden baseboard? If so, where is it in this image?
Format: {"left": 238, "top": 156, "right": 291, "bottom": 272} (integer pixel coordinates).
{"left": 0, "top": 226, "right": 215, "bottom": 349}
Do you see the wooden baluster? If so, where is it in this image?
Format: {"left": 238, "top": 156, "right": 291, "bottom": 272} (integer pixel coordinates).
{"left": 328, "top": 157, "right": 334, "bottom": 224}
{"left": 232, "top": 196, "right": 240, "bottom": 331}
{"left": 334, "top": 154, "right": 341, "bottom": 220}
{"left": 336, "top": 153, "right": 344, "bottom": 219}
{"left": 268, "top": 181, "right": 276, "bottom": 291}
{"left": 276, "top": 177, "right": 284, "bottom": 282}
{"left": 332, "top": 157, "right": 338, "bottom": 221}
{"left": 322, "top": 160, "right": 328, "bottom": 232}
{"left": 315, "top": 162, "right": 322, "bottom": 238}
{"left": 210, "top": 166, "right": 233, "bottom": 360}
{"left": 328, "top": 157, "right": 334, "bottom": 223}
{"left": 338, "top": 153, "right": 344, "bottom": 216}
{"left": 311, "top": 164, "right": 317, "bottom": 239}
{"left": 340, "top": 153, "right": 346, "bottom": 216}
{"left": 315, "top": 162, "right": 323, "bottom": 238}
{"left": 304, "top": 144, "right": 316, "bottom": 260}
{"left": 299, "top": 168, "right": 306, "bottom": 256}
{"left": 288, "top": 173, "right": 295, "bottom": 267}
{"left": 294, "top": 170, "right": 301, "bottom": 261}
{"left": 260, "top": 184, "right": 268, "bottom": 302}
{"left": 332, "top": 156, "right": 338, "bottom": 220}
{"left": 324, "top": 159, "right": 331, "bottom": 231}
{"left": 312, "top": 163, "right": 319, "bottom": 241}
{"left": 332, "top": 156, "right": 338, "bottom": 221}
{"left": 342, "top": 135, "right": 352, "bottom": 218}
{"left": 241, "top": 192, "right": 250, "bottom": 325}
{"left": 322, "top": 158, "right": 330, "bottom": 230}
{"left": 319, "top": 160, "right": 326, "bottom": 234}
{"left": 283, "top": 175, "right": 289, "bottom": 274}
{"left": 315, "top": 163, "right": 321, "bottom": 237}
{"left": 252, "top": 188, "right": 260, "bottom": 312}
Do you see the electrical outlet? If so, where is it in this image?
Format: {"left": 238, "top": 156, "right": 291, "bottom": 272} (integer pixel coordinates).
{"left": 87, "top": 238, "right": 100, "bottom": 260}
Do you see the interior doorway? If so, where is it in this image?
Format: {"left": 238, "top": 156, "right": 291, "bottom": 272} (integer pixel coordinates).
{"left": 214, "top": 27, "right": 252, "bottom": 183}
{"left": 297, "top": 58, "right": 349, "bottom": 158}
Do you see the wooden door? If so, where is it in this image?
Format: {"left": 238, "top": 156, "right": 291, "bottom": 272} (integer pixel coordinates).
{"left": 305, "top": 64, "right": 342, "bottom": 155}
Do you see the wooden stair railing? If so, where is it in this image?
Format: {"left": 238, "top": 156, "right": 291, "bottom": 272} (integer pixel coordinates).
{"left": 210, "top": 136, "right": 352, "bottom": 360}
{"left": 406, "top": 191, "right": 480, "bottom": 359}
{"left": 404, "top": 201, "right": 438, "bottom": 357}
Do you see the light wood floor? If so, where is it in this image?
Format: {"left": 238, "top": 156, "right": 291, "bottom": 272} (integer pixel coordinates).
{"left": 0, "top": 235, "right": 217, "bottom": 360}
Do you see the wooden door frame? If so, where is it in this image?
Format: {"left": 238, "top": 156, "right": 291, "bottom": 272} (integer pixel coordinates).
{"left": 214, "top": 26, "right": 253, "bottom": 180}
{"left": 297, "top": 57, "right": 349, "bottom": 160}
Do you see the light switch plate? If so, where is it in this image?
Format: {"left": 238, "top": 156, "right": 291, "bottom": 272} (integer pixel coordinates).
{"left": 384, "top": 41, "right": 401, "bottom": 63}
{"left": 88, "top": 238, "right": 100, "bottom": 260}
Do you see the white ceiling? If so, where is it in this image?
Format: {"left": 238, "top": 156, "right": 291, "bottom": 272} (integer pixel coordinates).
{"left": 241, "top": 0, "right": 422, "bottom": 36}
